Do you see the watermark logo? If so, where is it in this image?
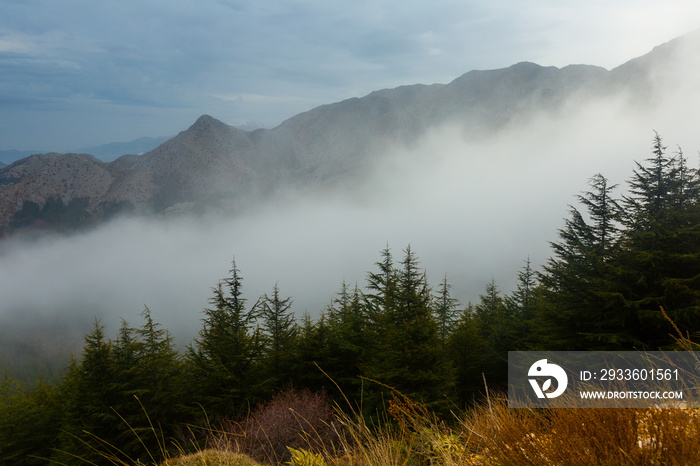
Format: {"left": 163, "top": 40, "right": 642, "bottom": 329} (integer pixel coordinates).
{"left": 528, "top": 359, "right": 568, "bottom": 398}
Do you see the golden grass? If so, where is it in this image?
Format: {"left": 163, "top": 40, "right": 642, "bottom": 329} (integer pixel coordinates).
{"left": 175, "top": 390, "right": 700, "bottom": 466}
{"left": 159, "top": 449, "right": 262, "bottom": 466}
{"left": 463, "top": 394, "right": 700, "bottom": 466}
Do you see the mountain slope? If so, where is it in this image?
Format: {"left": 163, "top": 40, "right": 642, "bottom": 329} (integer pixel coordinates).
{"left": 1, "top": 31, "right": 698, "bottom": 235}
{"left": 104, "top": 115, "right": 259, "bottom": 209}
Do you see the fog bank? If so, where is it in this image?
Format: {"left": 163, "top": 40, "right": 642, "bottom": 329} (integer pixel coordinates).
{"left": 1, "top": 76, "right": 700, "bottom": 352}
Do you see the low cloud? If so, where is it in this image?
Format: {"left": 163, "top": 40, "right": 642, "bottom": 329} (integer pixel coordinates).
{"left": 2, "top": 55, "right": 700, "bottom": 355}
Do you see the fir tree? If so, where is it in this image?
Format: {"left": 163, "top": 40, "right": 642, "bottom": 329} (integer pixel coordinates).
{"left": 53, "top": 320, "right": 120, "bottom": 464}
{"left": 259, "top": 283, "right": 297, "bottom": 392}
{"left": 364, "top": 245, "right": 398, "bottom": 327}
{"left": 505, "top": 257, "right": 539, "bottom": 348}
{"left": 291, "top": 311, "right": 334, "bottom": 392}
{"left": 473, "top": 280, "right": 512, "bottom": 372}
{"left": 446, "top": 304, "right": 489, "bottom": 405}
{"left": 108, "top": 319, "right": 144, "bottom": 457}
{"left": 434, "top": 275, "right": 460, "bottom": 348}
{"left": 506, "top": 258, "right": 536, "bottom": 316}
{"left": 363, "top": 246, "right": 455, "bottom": 414}
{"left": 129, "top": 307, "right": 184, "bottom": 457}
{"left": 618, "top": 134, "right": 700, "bottom": 347}
{"left": 324, "top": 281, "right": 368, "bottom": 401}
{"left": 624, "top": 132, "right": 674, "bottom": 227}
{"left": 187, "top": 258, "right": 261, "bottom": 416}
{"left": 577, "top": 174, "right": 622, "bottom": 258}
{"left": 538, "top": 174, "right": 627, "bottom": 349}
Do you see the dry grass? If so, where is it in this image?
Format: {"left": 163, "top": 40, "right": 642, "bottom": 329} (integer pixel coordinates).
{"left": 463, "top": 394, "right": 700, "bottom": 465}
{"left": 327, "top": 391, "right": 481, "bottom": 466}
{"left": 186, "top": 387, "right": 700, "bottom": 466}
{"left": 159, "top": 450, "right": 261, "bottom": 466}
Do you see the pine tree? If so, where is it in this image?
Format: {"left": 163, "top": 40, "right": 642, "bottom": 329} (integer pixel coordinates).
{"left": 187, "top": 258, "right": 261, "bottom": 416}
{"left": 363, "top": 246, "right": 455, "bottom": 414}
{"left": 618, "top": 134, "right": 700, "bottom": 347}
{"left": 473, "top": 280, "right": 510, "bottom": 370}
{"left": 504, "top": 257, "right": 539, "bottom": 348}
{"left": 129, "top": 307, "right": 184, "bottom": 458}
{"left": 324, "top": 281, "right": 368, "bottom": 401}
{"left": 291, "top": 311, "right": 334, "bottom": 392}
{"left": 434, "top": 275, "right": 460, "bottom": 348}
{"left": 259, "top": 283, "right": 297, "bottom": 392}
{"left": 53, "top": 320, "right": 121, "bottom": 464}
{"left": 538, "top": 173, "right": 627, "bottom": 349}
{"left": 446, "top": 304, "right": 489, "bottom": 405}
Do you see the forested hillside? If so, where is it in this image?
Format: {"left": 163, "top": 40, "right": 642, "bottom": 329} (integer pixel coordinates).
{"left": 1, "top": 133, "right": 699, "bottom": 465}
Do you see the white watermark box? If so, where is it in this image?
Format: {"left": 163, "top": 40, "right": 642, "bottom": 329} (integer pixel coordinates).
{"left": 508, "top": 351, "right": 700, "bottom": 408}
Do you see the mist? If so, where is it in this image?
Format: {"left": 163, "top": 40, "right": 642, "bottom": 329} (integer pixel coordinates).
{"left": 2, "top": 54, "right": 700, "bottom": 367}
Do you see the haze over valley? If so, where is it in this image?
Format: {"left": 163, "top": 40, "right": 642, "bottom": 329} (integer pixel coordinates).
{"left": 1, "top": 32, "right": 700, "bottom": 354}
{"left": 1, "top": 7, "right": 700, "bottom": 380}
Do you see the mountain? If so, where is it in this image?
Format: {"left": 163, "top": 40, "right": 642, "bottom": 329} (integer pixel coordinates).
{"left": 0, "top": 136, "right": 172, "bottom": 167}
{"left": 1, "top": 31, "right": 698, "bottom": 236}
{"left": 0, "top": 136, "right": 173, "bottom": 167}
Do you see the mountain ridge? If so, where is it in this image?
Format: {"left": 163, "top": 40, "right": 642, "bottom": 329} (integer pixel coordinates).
{"left": 0, "top": 136, "right": 173, "bottom": 166}
{"left": 1, "top": 31, "right": 698, "bottom": 235}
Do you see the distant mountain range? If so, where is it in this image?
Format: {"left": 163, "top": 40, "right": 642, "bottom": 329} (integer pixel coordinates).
{"left": 0, "top": 136, "right": 172, "bottom": 166}
{"left": 73, "top": 136, "right": 174, "bottom": 162}
{"left": 0, "top": 122, "right": 267, "bottom": 166}
{"left": 0, "top": 150, "right": 38, "bottom": 166}
{"left": 1, "top": 30, "right": 698, "bottom": 236}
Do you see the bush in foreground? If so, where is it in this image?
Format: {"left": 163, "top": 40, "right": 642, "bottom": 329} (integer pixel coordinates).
{"left": 213, "top": 388, "right": 339, "bottom": 465}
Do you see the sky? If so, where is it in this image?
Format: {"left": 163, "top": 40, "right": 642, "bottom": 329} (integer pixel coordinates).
{"left": 1, "top": 0, "right": 699, "bottom": 152}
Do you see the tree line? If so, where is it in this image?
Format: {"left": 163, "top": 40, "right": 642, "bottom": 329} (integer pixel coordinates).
{"left": 1, "top": 132, "right": 700, "bottom": 465}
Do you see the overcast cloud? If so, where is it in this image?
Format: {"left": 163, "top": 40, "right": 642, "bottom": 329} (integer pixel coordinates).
{"left": 0, "top": 0, "right": 699, "bottom": 150}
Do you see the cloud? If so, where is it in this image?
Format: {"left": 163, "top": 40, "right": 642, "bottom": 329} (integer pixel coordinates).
{"left": 0, "top": 34, "right": 33, "bottom": 54}
{"left": 207, "top": 93, "right": 310, "bottom": 104}
{"left": 504, "top": 0, "right": 700, "bottom": 69}
{"left": 3, "top": 64, "right": 699, "bottom": 350}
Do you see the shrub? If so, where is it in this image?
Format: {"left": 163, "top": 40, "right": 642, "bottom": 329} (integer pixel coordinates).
{"left": 215, "top": 388, "right": 340, "bottom": 465}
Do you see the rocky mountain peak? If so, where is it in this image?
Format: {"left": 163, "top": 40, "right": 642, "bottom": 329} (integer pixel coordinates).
{"left": 190, "top": 114, "right": 230, "bottom": 131}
